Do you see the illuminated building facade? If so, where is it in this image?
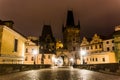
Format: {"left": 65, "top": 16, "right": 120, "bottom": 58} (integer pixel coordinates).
{"left": 24, "top": 36, "right": 53, "bottom": 65}
{"left": 0, "top": 25, "right": 26, "bottom": 64}
{"left": 24, "top": 37, "right": 40, "bottom": 64}
{"left": 80, "top": 34, "right": 116, "bottom": 64}
{"left": 114, "top": 25, "right": 120, "bottom": 63}
{"left": 0, "top": 10, "right": 120, "bottom": 65}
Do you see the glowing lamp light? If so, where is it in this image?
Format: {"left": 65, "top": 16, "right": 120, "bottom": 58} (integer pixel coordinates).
{"left": 70, "top": 58, "right": 74, "bottom": 62}
{"left": 33, "top": 49, "right": 38, "bottom": 55}
{"left": 80, "top": 50, "right": 86, "bottom": 56}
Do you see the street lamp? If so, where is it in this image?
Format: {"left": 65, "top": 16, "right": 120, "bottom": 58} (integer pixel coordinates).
{"left": 32, "top": 49, "right": 38, "bottom": 65}
{"left": 70, "top": 58, "right": 74, "bottom": 66}
{"left": 52, "top": 55, "right": 59, "bottom": 68}
{"left": 80, "top": 50, "right": 86, "bottom": 64}
{"left": 52, "top": 55, "right": 56, "bottom": 65}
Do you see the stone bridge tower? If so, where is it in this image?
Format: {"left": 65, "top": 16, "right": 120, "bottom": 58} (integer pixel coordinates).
{"left": 62, "top": 10, "right": 80, "bottom": 64}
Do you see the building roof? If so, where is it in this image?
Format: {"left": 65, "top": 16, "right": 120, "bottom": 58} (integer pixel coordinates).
{"left": 66, "top": 10, "right": 75, "bottom": 26}
{"left": 0, "top": 25, "right": 27, "bottom": 40}
{"left": 113, "top": 31, "right": 120, "bottom": 36}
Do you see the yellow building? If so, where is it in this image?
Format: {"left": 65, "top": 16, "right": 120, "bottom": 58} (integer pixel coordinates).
{"left": 114, "top": 25, "right": 120, "bottom": 63}
{"left": 24, "top": 38, "right": 40, "bottom": 64}
{"left": 79, "top": 34, "right": 116, "bottom": 64}
{"left": 24, "top": 37, "right": 54, "bottom": 65}
{"left": 84, "top": 52, "right": 116, "bottom": 64}
{"left": 0, "top": 25, "right": 27, "bottom": 64}
{"left": 56, "top": 40, "right": 63, "bottom": 50}
{"left": 43, "top": 53, "right": 54, "bottom": 64}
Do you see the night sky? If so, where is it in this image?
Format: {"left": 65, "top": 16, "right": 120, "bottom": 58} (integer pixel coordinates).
{"left": 1, "top": 0, "right": 120, "bottom": 40}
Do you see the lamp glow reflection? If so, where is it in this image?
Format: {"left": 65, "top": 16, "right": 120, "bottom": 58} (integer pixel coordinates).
{"left": 70, "top": 58, "right": 74, "bottom": 66}
{"left": 80, "top": 50, "right": 86, "bottom": 64}
{"left": 32, "top": 49, "right": 38, "bottom": 65}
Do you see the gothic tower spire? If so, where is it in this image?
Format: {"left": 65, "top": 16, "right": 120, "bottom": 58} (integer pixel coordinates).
{"left": 66, "top": 10, "right": 75, "bottom": 26}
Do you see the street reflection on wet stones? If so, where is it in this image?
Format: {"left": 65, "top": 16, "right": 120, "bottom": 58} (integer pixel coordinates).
{"left": 0, "top": 68, "right": 120, "bottom": 80}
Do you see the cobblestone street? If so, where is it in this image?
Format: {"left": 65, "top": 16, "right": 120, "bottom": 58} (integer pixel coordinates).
{"left": 0, "top": 68, "right": 120, "bottom": 80}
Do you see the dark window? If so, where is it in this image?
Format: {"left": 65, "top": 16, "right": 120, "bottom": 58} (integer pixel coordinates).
{"left": 73, "top": 38, "right": 75, "bottom": 41}
{"left": 73, "top": 47, "right": 76, "bottom": 51}
{"left": 90, "top": 58, "right": 92, "bottom": 61}
{"left": 46, "top": 38, "right": 50, "bottom": 43}
{"left": 31, "top": 57, "right": 34, "bottom": 61}
{"left": 112, "top": 40, "right": 114, "bottom": 43}
{"left": 107, "top": 47, "right": 110, "bottom": 51}
{"left": 26, "top": 48, "right": 28, "bottom": 53}
{"left": 93, "top": 58, "right": 94, "bottom": 61}
{"left": 86, "top": 46, "right": 89, "bottom": 50}
{"left": 48, "top": 55, "right": 51, "bottom": 59}
{"left": 102, "top": 58, "right": 105, "bottom": 62}
{"left": 25, "top": 57, "right": 27, "bottom": 61}
{"left": 95, "top": 45, "right": 97, "bottom": 49}
{"left": 91, "top": 46, "right": 93, "bottom": 49}
{"left": 96, "top": 58, "right": 98, "bottom": 61}
{"left": 112, "top": 47, "right": 114, "bottom": 50}
{"left": 42, "top": 54, "right": 45, "bottom": 59}
{"left": 14, "top": 39, "right": 18, "bottom": 52}
{"left": 99, "top": 45, "right": 102, "bottom": 48}
{"left": 106, "top": 41, "right": 109, "bottom": 44}
{"left": 87, "top": 58, "right": 88, "bottom": 61}
{"left": 52, "top": 46, "right": 54, "bottom": 49}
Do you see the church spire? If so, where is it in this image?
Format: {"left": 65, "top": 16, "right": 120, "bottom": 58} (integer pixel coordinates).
{"left": 66, "top": 10, "right": 74, "bottom": 26}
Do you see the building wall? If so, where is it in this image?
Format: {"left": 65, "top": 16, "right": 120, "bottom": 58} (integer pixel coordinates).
{"left": 84, "top": 52, "right": 116, "bottom": 64}
{"left": 0, "top": 26, "right": 26, "bottom": 64}
{"left": 24, "top": 39, "right": 40, "bottom": 64}
{"left": 103, "top": 39, "right": 114, "bottom": 52}
{"left": 113, "top": 25, "right": 120, "bottom": 63}
{"left": 43, "top": 54, "right": 53, "bottom": 64}
{"left": 80, "top": 34, "right": 116, "bottom": 64}
{"left": 63, "top": 28, "right": 80, "bottom": 51}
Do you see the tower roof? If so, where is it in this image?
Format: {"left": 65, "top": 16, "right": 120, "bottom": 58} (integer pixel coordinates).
{"left": 41, "top": 25, "right": 53, "bottom": 37}
{"left": 66, "top": 10, "right": 75, "bottom": 26}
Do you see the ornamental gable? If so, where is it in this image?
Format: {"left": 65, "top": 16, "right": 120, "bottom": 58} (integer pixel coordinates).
{"left": 90, "top": 34, "right": 102, "bottom": 44}
{"left": 81, "top": 37, "right": 89, "bottom": 46}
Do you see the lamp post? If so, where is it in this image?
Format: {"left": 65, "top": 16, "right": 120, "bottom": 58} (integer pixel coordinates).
{"left": 70, "top": 58, "right": 74, "bottom": 66}
{"left": 80, "top": 50, "right": 86, "bottom": 64}
{"left": 32, "top": 49, "right": 38, "bottom": 65}
{"left": 52, "top": 55, "right": 57, "bottom": 68}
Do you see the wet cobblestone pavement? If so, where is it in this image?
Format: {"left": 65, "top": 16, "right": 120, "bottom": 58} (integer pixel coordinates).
{"left": 0, "top": 68, "right": 120, "bottom": 80}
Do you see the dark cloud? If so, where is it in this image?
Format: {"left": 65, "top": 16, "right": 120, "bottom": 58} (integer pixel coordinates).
{"left": 0, "top": 0, "right": 120, "bottom": 39}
